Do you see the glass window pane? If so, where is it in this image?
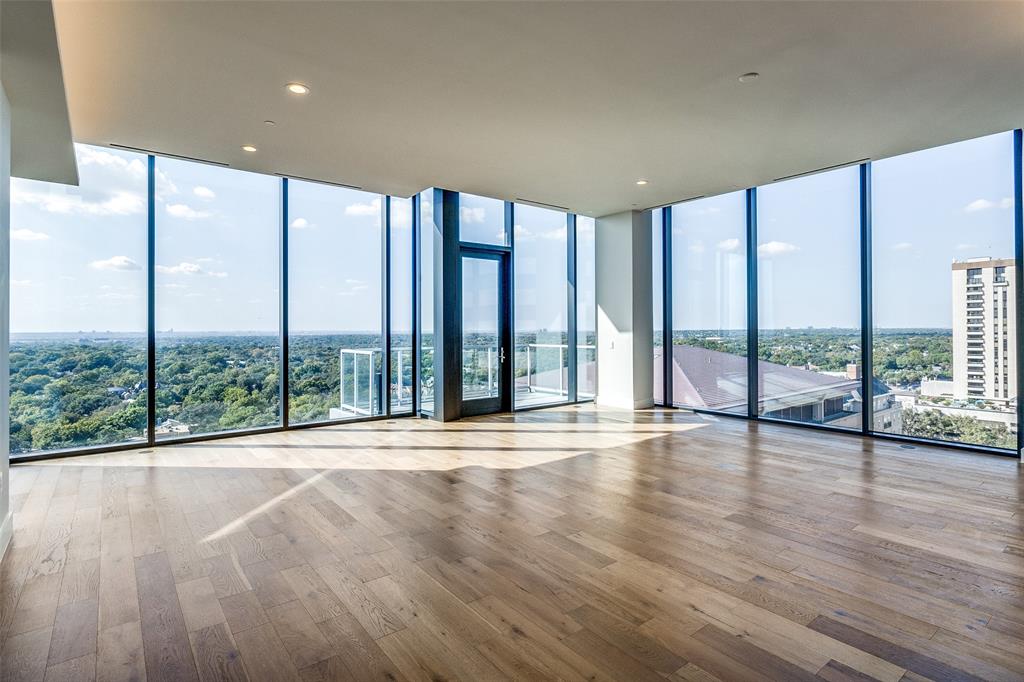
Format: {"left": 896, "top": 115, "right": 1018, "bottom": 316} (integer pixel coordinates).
{"left": 671, "top": 192, "right": 747, "bottom": 413}
{"left": 462, "top": 257, "right": 500, "bottom": 400}
{"left": 154, "top": 159, "right": 281, "bottom": 439}
{"left": 757, "top": 167, "right": 861, "bottom": 429}
{"left": 514, "top": 203, "right": 568, "bottom": 408}
{"left": 653, "top": 209, "right": 664, "bottom": 405}
{"left": 10, "top": 144, "right": 148, "bottom": 454}
{"left": 390, "top": 197, "right": 414, "bottom": 414}
{"left": 873, "top": 132, "right": 1016, "bottom": 448}
{"left": 459, "top": 193, "right": 506, "bottom": 246}
{"left": 287, "top": 181, "right": 383, "bottom": 424}
{"left": 419, "top": 190, "right": 435, "bottom": 414}
{"left": 576, "top": 216, "right": 597, "bottom": 399}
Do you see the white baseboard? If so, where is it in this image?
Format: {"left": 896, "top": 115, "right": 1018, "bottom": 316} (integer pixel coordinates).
{"left": 595, "top": 395, "right": 655, "bottom": 410}
{"left": 0, "top": 511, "right": 12, "bottom": 563}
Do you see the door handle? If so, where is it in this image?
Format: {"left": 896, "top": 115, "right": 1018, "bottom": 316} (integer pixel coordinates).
{"left": 499, "top": 347, "right": 506, "bottom": 363}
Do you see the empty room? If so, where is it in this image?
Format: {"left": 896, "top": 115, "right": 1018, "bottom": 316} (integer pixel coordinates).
{"left": 1, "top": 1, "right": 1023, "bottom": 680}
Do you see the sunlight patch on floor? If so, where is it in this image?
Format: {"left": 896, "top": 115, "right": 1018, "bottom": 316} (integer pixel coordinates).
{"left": 30, "top": 419, "right": 709, "bottom": 470}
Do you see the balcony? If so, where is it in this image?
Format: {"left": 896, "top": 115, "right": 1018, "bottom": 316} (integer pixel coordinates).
{"left": 516, "top": 342, "right": 597, "bottom": 406}
{"left": 333, "top": 343, "right": 597, "bottom": 416}
{"left": 333, "top": 347, "right": 415, "bottom": 418}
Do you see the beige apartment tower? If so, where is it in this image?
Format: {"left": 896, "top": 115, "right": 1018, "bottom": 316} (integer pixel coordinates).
{"left": 952, "top": 258, "right": 1017, "bottom": 403}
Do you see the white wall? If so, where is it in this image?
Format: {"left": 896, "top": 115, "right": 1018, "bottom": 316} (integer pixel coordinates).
{"left": 595, "top": 210, "right": 653, "bottom": 410}
{"left": 1, "top": 82, "right": 11, "bottom": 559}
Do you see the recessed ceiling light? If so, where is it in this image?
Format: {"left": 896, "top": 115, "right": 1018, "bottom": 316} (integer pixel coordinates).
{"left": 241, "top": 144, "right": 258, "bottom": 153}
{"left": 264, "top": 120, "right": 276, "bottom": 127}
{"left": 285, "top": 82, "right": 310, "bottom": 95}
{"left": 636, "top": 179, "right": 649, "bottom": 186}
{"left": 738, "top": 72, "right": 760, "bottom": 83}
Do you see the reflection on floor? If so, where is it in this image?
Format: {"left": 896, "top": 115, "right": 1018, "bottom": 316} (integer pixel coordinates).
{"left": 2, "top": 405, "right": 1023, "bottom": 681}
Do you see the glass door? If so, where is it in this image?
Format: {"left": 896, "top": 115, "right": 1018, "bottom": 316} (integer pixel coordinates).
{"left": 461, "top": 252, "right": 510, "bottom": 416}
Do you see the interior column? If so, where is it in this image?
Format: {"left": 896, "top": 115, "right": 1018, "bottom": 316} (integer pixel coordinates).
{"left": 595, "top": 209, "right": 654, "bottom": 410}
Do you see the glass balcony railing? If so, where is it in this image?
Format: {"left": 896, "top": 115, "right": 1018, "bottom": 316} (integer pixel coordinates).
{"left": 336, "top": 343, "right": 597, "bottom": 416}
{"left": 516, "top": 343, "right": 597, "bottom": 404}
{"left": 335, "top": 347, "right": 415, "bottom": 418}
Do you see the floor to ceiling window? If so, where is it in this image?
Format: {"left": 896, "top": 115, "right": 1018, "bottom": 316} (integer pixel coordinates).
{"left": 419, "top": 190, "right": 436, "bottom": 414}
{"left": 287, "top": 181, "right": 384, "bottom": 424}
{"left": 670, "top": 192, "right": 747, "bottom": 413}
{"left": 872, "top": 132, "right": 1017, "bottom": 448}
{"left": 757, "top": 167, "right": 862, "bottom": 428}
{"left": 154, "top": 160, "right": 281, "bottom": 439}
{"left": 390, "top": 196, "right": 414, "bottom": 414}
{"left": 653, "top": 209, "right": 665, "bottom": 405}
{"left": 576, "top": 216, "right": 597, "bottom": 398}
{"left": 514, "top": 203, "right": 569, "bottom": 408}
{"left": 9, "top": 145, "right": 148, "bottom": 454}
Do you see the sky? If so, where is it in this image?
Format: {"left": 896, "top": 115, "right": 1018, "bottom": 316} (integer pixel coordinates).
{"left": 9, "top": 132, "right": 1018, "bottom": 334}
{"left": 665, "top": 131, "right": 1016, "bottom": 331}
{"left": 10, "top": 145, "right": 401, "bottom": 334}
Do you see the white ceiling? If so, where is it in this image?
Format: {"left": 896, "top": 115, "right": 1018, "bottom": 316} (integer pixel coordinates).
{"left": 53, "top": 1, "right": 1024, "bottom": 216}
{"left": 2, "top": 0, "right": 77, "bottom": 184}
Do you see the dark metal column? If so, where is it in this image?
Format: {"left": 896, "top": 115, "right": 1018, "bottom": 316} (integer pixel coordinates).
{"left": 146, "top": 156, "right": 157, "bottom": 445}
{"left": 1013, "top": 129, "right": 1023, "bottom": 461}
{"left": 662, "top": 207, "right": 673, "bottom": 406}
{"left": 411, "top": 193, "right": 421, "bottom": 416}
{"left": 746, "top": 188, "right": 758, "bottom": 418}
{"left": 860, "top": 163, "right": 874, "bottom": 436}
{"left": 432, "top": 189, "right": 462, "bottom": 421}
{"left": 279, "top": 177, "right": 289, "bottom": 428}
{"left": 567, "top": 213, "right": 578, "bottom": 403}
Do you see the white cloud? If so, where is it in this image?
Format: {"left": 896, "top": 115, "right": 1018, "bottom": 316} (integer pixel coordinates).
{"left": 512, "top": 224, "right": 533, "bottom": 241}
{"left": 11, "top": 279, "right": 31, "bottom": 287}
{"left": 461, "top": 207, "right": 486, "bottom": 224}
{"left": 391, "top": 204, "right": 412, "bottom": 230}
{"left": 345, "top": 278, "right": 365, "bottom": 285}
{"left": 542, "top": 226, "right": 567, "bottom": 241}
{"left": 90, "top": 255, "right": 142, "bottom": 271}
{"left": 12, "top": 186, "right": 145, "bottom": 216}
{"left": 158, "top": 283, "right": 188, "bottom": 290}
{"left": 694, "top": 206, "right": 721, "bottom": 216}
{"left": 193, "top": 186, "right": 216, "bottom": 200}
{"left": 345, "top": 198, "right": 382, "bottom": 217}
{"left": 965, "top": 198, "right": 995, "bottom": 212}
{"left": 955, "top": 243, "right": 977, "bottom": 251}
{"left": 166, "top": 203, "right": 212, "bottom": 220}
{"left": 77, "top": 146, "right": 146, "bottom": 179}
{"left": 716, "top": 238, "right": 741, "bottom": 253}
{"left": 689, "top": 242, "right": 706, "bottom": 254}
{"left": 965, "top": 197, "right": 1013, "bottom": 212}
{"left": 757, "top": 241, "right": 799, "bottom": 257}
{"left": 155, "top": 170, "right": 178, "bottom": 199}
{"left": 290, "top": 217, "right": 312, "bottom": 229}
{"left": 98, "top": 292, "right": 138, "bottom": 301}
{"left": 157, "top": 262, "right": 227, "bottom": 277}
{"left": 11, "top": 229, "right": 50, "bottom": 241}
{"left": 891, "top": 242, "right": 913, "bottom": 251}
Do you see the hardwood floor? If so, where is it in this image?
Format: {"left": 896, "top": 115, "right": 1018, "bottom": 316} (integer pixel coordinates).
{"left": 2, "top": 405, "right": 1023, "bottom": 681}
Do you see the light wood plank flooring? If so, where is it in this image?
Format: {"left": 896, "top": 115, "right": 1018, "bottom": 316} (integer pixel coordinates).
{"left": 2, "top": 406, "right": 1023, "bottom": 681}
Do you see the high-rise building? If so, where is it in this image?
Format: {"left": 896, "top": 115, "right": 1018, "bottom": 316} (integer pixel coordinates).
{"left": 952, "top": 258, "right": 1016, "bottom": 403}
